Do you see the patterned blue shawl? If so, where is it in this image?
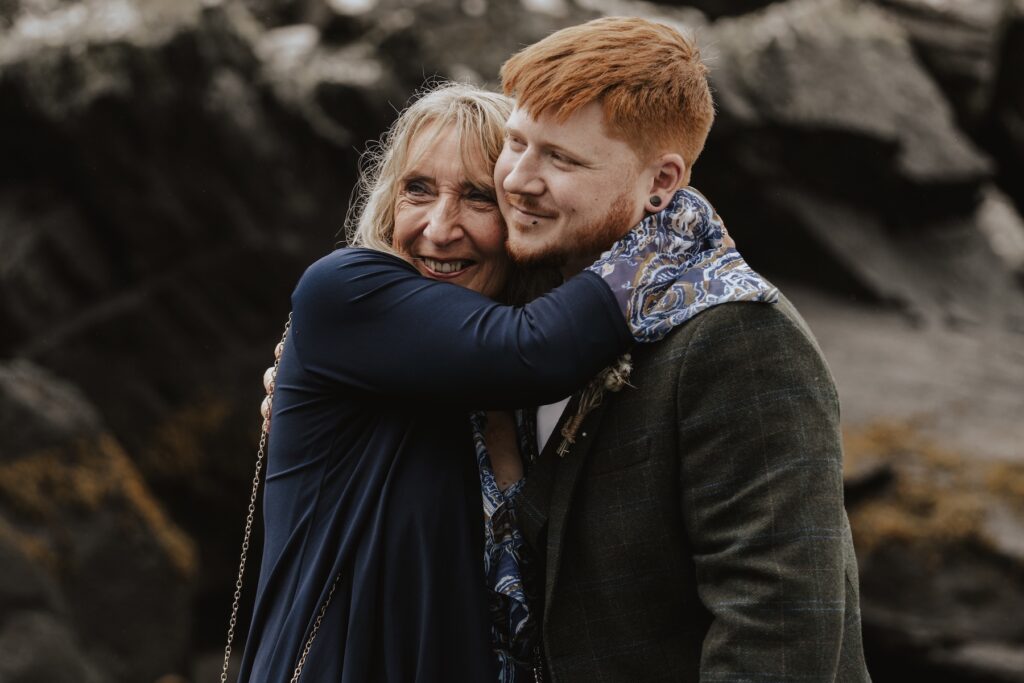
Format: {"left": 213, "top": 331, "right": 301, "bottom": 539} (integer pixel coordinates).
{"left": 588, "top": 186, "right": 779, "bottom": 342}
{"left": 470, "top": 411, "right": 536, "bottom": 681}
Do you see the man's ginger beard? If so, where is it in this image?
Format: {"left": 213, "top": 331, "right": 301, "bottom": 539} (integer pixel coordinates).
{"left": 503, "top": 190, "right": 636, "bottom": 268}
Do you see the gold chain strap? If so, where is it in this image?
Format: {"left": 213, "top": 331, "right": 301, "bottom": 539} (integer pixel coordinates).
{"left": 220, "top": 317, "right": 291, "bottom": 682}
{"left": 219, "top": 313, "right": 345, "bottom": 682}
{"left": 289, "top": 570, "right": 341, "bottom": 682}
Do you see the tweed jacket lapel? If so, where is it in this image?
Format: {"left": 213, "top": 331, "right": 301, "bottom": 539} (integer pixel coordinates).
{"left": 537, "top": 397, "right": 613, "bottom": 626}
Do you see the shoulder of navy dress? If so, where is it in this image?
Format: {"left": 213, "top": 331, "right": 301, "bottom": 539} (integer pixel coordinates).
{"left": 301, "top": 247, "right": 415, "bottom": 284}
{"left": 292, "top": 248, "right": 416, "bottom": 302}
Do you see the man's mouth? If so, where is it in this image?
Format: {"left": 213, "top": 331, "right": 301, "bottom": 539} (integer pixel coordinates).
{"left": 505, "top": 195, "right": 555, "bottom": 221}
{"left": 418, "top": 257, "right": 475, "bottom": 276}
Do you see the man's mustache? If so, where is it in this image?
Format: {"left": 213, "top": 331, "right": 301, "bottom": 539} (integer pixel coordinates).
{"left": 503, "top": 192, "right": 554, "bottom": 216}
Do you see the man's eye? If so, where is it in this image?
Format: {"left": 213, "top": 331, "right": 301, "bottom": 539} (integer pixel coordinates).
{"left": 506, "top": 135, "right": 526, "bottom": 151}
{"left": 550, "top": 151, "right": 575, "bottom": 165}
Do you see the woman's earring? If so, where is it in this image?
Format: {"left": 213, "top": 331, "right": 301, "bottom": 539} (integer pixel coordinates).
{"left": 649, "top": 195, "right": 663, "bottom": 208}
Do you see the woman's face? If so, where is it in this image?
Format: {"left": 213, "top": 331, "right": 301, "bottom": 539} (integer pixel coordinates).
{"left": 391, "top": 124, "right": 511, "bottom": 298}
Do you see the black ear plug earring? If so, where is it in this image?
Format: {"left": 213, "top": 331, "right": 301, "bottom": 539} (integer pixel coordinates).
{"left": 649, "top": 195, "right": 662, "bottom": 207}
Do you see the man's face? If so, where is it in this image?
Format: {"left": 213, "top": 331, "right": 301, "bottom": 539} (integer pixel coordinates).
{"left": 494, "top": 102, "right": 649, "bottom": 269}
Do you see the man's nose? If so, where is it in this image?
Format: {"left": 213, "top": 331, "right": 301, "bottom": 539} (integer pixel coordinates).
{"left": 422, "top": 194, "right": 463, "bottom": 245}
{"left": 501, "top": 152, "right": 545, "bottom": 196}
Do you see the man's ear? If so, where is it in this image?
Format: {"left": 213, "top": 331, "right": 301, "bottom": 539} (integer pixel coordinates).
{"left": 644, "top": 153, "right": 686, "bottom": 212}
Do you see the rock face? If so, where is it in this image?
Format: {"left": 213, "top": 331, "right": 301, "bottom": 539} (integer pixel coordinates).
{"left": 698, "top": 0, "right": 1024, "bottom": 328}
{"left": 0, "top": 0, "right": 1022, "bottom": 680}
{"left": 646, "top": 0, "right": 783, "bottom": 19}
{"left": 978, "top": 186, "right": 1024, "bottom": 282}
{"left": 868, "top": 0, "right": 1011, "bottom": 130}
{"left": 990, "top": 0, "right": 1024, "bottom": 209}
{"left": 706, "top": 0, "right": 991, "bottom": 201}
{"left": 843, "top": 422, "right": 1024, "bottom": 683}
{"left": 0, "top": 0, "right": 350, "bottom": 437}
{"left": 0, "top": 361, "right": 195, "bottom": 682}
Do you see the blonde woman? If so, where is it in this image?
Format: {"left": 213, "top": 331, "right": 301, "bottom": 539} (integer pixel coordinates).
{"left": 235, "top": 83, "right": 636, "bottom": 683}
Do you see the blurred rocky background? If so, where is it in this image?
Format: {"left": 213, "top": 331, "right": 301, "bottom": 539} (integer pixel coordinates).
{"left": 0, "top": 0, "right": 1022, "bottom": 680}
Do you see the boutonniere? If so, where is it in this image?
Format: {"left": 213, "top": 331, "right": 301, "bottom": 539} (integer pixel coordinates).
{"left": 556, "top": 353, "right": 633, "bottom": 457}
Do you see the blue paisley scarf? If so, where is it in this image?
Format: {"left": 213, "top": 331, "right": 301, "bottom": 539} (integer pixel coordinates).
{"left": 470, "top": 411, "right": 536, "bottom": 682}
{"left": 588, "top": 186, "right": 779, "bottom": 342}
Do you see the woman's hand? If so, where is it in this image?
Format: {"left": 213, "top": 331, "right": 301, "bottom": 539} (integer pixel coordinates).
{"left": 260, "top": 362, "right": 277, "bottom": 431}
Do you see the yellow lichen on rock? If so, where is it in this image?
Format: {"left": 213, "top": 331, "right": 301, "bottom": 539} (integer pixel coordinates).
{"left": 986, "top": 462, "right": 1024, "bottom": 512}
{"left": 140, "top": 396, "right": 232, "bottom": 479}
{"left": 0, "top": 447, "right": 104, "bottom": 518}
{"left": 843, "top": 419, "right": 1019, "bottom": 557}
{"left": 843, "top": 418, "right": 962, "bottom": 474}
{"left": 0, "top": 433, "right": 197, "bottom": 579}
{"left": 94, "top": 433, "right": 198, "bottom": 579}
{"left": 847, "top": 477, "right": 986, "bottom": 559}
{"left": 0, "top": 515, "right": 58, "bottom": 572}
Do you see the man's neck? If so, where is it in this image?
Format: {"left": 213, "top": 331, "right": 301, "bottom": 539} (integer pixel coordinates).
{"left": 560, "top": 207, "right": 653, "bottom": 278}
{"left": 560, "top": 252, "right": 600, "bottom": 279}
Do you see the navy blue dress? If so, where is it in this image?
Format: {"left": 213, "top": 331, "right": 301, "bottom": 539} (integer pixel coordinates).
{"left": 237, "top": 248, "right": 630, "bottom": 683}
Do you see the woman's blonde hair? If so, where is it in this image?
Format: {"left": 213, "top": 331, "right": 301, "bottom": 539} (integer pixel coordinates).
{"left": 345, "top": 81, "right": 514, "bottom": 254}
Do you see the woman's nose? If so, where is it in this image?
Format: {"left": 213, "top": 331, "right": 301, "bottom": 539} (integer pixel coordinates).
{"left": 422, "top": 194, "right": 463, "bottom": 245}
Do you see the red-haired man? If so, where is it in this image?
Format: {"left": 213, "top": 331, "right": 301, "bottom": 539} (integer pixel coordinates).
{"left": 496, "top": 17, "right": 871, "bottom": 682}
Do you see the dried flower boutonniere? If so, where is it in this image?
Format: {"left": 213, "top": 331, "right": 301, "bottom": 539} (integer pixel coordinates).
{"left": 556, "top": 353, "right": 633, "bottom": 457}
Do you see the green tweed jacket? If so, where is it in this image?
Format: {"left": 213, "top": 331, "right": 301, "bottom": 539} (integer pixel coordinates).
{"left": 518, "top": 296, "right": 871, "bottom": 682}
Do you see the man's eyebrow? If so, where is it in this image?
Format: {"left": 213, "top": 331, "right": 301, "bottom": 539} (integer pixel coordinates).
{"left": 545, "top": 140, "right": 592, "bottom": 166}
{"left": 506, "top": 127, "right": 590, "bottom": 163}
{"left": 548, "top": 141, "right": 582, "bottom": 157}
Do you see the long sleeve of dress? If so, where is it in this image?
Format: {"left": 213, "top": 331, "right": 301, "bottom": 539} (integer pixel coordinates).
{"left": 289, "top": 248, "right": 631, "bottom": 407}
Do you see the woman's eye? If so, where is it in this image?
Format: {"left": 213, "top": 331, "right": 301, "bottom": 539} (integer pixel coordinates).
{"left": 404, "top": 180, "right": 430, "bottom": 196}
{"left": 467, "top": 189, "right": 497, "bottom": 204}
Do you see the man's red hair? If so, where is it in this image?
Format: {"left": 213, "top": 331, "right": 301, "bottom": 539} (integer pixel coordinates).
{"left": 500, "top": 17, "right": 714, "bottom": 176}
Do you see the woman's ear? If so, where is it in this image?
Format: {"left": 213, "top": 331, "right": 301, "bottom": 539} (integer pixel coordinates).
{"left": 644, "top": 153, "right": 686, "bottom": 212}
